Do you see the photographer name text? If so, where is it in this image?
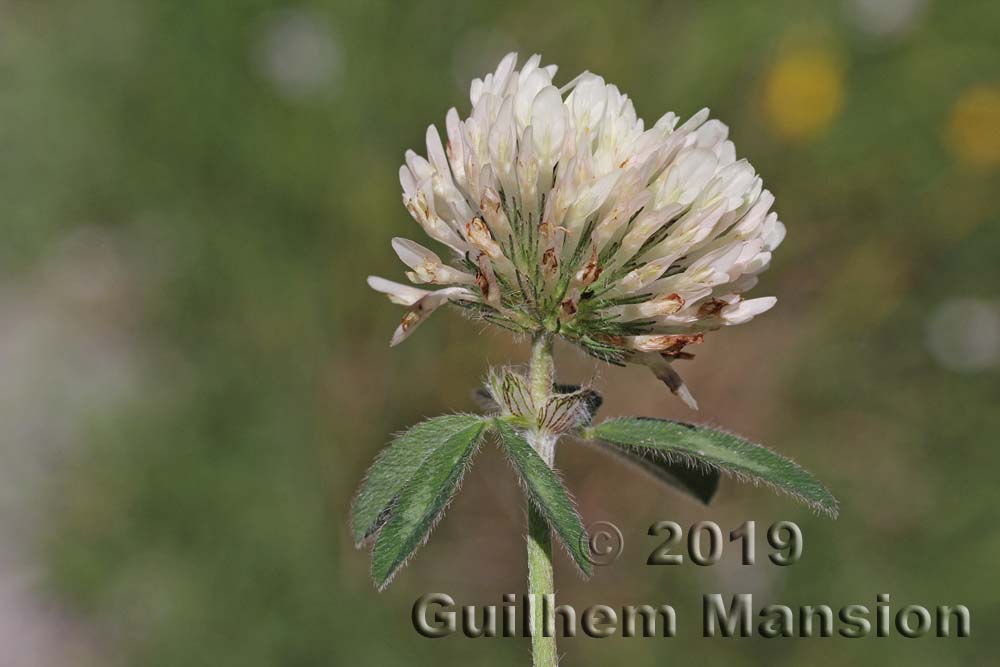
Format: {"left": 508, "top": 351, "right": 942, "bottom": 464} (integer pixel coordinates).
{"left": 412, "top": 521, "right": 970, "bottom": 640}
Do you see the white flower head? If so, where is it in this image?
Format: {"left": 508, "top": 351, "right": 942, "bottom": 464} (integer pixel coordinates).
{"left": 369, "top": 53, "right": 785, "bottom": 408}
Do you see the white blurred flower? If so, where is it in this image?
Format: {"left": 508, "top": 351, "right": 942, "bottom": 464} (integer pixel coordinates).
{"left": 370, "top": 53, "right": 786, "bottom": 408}
{"left": 846, "top": 0, "right": 928, "bottom": 39}
{"left": 925, "top": 298, "right": 1000, "bottom": 372}
{"left": 255, "top": 10, "right": 340, "bottom": 101}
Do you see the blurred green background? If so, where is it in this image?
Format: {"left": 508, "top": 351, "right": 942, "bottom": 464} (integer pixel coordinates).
{"left": 1, "top": 0, "right": 998, "bottom": 665}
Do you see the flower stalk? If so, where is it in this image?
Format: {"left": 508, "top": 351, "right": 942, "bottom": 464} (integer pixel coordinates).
{"left": 526, "top": 332, "right": 557, "bottom": 666}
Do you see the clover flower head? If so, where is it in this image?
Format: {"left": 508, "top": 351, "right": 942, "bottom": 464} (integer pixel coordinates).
{"left": 369, "top": 53, "right": 785, "bottom": 409}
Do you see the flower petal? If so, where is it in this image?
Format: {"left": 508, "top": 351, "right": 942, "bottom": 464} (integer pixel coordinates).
{"left": 391, "top": 237, "right": 475, "bottom": 285}
{"left": 720, "top": 296, "right": 777, "bottom": 325}
{"left": 390, "top": 287, "right": 474, "bottom": 347}
{"left": 642, "top": 352, "right": 699, "bottom": 410}
{"left": 367, "top": 276, "right": 428, "bottom": 306}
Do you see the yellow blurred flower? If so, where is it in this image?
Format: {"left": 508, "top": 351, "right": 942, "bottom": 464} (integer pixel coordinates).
{"left": 763, "top": 49, "right": 845, "bottom": 140}
{"left": 946, "top": 84, "right": 1000, "bottom": 167}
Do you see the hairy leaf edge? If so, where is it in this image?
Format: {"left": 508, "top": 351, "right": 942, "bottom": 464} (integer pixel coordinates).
{"left": 371, "top": 419, "right": 488, "bottom": 591}
{"left": 585, "top": 419, "right": 840, "bottom": 519}
{"left": 351, "top": 413, "right": 486, "bottom": 548}
{"left": 493, "top": 420, "right": 593, "bottom": 579}
{"left": 579, "top": 438, "right": 720, "bottom": 505}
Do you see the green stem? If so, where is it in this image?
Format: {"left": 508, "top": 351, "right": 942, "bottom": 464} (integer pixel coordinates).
{"left": 526, "top": 332, "right": 557, "bottom": 667}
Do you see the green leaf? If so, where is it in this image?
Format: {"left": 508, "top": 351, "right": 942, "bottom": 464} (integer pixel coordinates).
{"left": 591, "top": 417, "right": 838, "bottom": 517}
{"left": 371, "top": 419, "right": 486, "bottom": 590}
{"left": 587, "top": 439, "right": 720, "bottom": 505}
{"left": 494, "top": 420, "right": 593, "bottom": 577}
{"left": 351, "top": 414, "right": 485, "bottom": 547}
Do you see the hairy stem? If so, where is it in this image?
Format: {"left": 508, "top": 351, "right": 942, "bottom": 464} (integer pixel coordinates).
{"left": 526, "top": 332, "right": 557, "bottom": 667}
